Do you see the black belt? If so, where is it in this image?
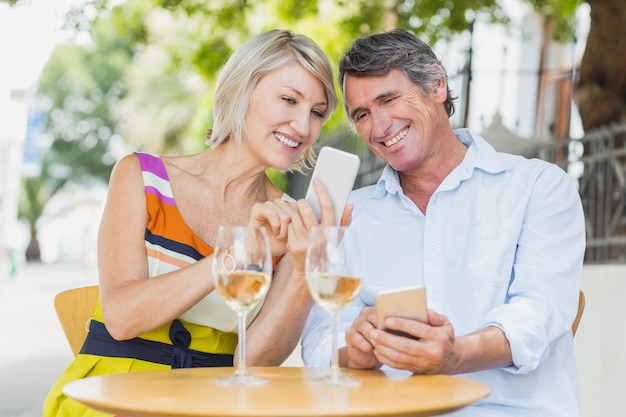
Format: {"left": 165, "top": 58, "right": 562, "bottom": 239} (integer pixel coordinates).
{"left": 80, "top": 319, "right": 234, "bottom": 368}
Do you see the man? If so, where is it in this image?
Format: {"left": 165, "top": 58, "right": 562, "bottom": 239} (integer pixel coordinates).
{"left": 302, "top": 29, "right": 585, "bottom": 416}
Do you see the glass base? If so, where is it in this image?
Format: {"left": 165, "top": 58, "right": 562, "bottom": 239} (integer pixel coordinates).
{"left": 309, "top": 370, "right": 361, "bottom": 387}
{"left": 215, "top": 373, "right": 268, "bottom": 387}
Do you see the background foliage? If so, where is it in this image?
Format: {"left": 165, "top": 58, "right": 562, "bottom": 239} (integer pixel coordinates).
{"left": 8, "top": 0, "right": 624, "bottom": 260}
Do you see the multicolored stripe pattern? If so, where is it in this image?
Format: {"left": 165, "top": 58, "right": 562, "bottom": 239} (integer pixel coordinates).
{"left": 135, "top": 152, "right": 282, "bottom": 332}
{"left": 137, "top": 152, "right": 213, "bottom": 277}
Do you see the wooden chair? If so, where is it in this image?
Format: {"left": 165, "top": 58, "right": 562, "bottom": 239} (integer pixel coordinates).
{"left": 54, "top": 285, "right": 99, "bottom": 356}
{"left": 572, "top": 290, "right": 585, "bottom": 337}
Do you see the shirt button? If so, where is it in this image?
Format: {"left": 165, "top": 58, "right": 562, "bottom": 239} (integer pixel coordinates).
{"left": 429, "top": 243, "right": 437, "bottom": 250}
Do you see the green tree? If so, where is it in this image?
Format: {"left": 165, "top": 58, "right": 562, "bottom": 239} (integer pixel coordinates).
{"left": 19, "top": 162, "right": 69, "bottom": 260}
{"left": 147, "top": 0, "right": 625, "bottom": 132}
{"left": 7, "top": 0, "right": 625, "bottom": 131}
{"left": 19, "top": 4, "right": 136, "bottom": 260}
{"left": 11, "top": 0, "right": 626, "bottom": 260}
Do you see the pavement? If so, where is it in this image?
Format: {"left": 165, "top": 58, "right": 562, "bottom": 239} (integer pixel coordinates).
{"left": 0, "top": 261, "right": 98, "bottom": 417}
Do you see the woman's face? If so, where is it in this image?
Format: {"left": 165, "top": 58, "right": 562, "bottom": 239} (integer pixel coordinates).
{"left": 244, "top": 61, "right": 329, "bottom": 171}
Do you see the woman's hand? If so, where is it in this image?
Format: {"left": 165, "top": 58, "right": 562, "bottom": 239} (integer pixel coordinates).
{"left": 248, "top": 199, "right": 298, "bottom": 256}
{"left": 289, "top": 180, "right": 353, "bottom": 272}
{"left": 248, "top": 180, "right": 353, "bottom": 268}
{"left": 307, "top": 179, "right": 353, "bottom": 227}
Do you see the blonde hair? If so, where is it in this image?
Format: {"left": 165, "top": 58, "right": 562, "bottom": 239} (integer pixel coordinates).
{"left": 206, "top": 29, "right": 338, "bottom": 172}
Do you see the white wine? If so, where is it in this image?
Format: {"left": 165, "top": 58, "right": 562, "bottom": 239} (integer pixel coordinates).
{"left": 216, "top": 270, "right": 271, "bottom": 313}
{"left": 304, "top": 226, "right": 364, "bottom": 386}
{"left": 306, "top": 272, "right": 361, "bottom": 312}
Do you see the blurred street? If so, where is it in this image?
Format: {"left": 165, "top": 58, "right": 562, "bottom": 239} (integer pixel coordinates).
{"left": 0, "top": 260, "right": 303, "bottom": 417}
{"left": 0, "top": 261, "right": 98, "bottom": 417}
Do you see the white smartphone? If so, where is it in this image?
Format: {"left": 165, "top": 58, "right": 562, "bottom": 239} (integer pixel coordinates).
{"left": 305, "top": 146, "right": 361, "bottom": 224}
{"left": 375, "top": 285, "right": 428, "bottom": 337}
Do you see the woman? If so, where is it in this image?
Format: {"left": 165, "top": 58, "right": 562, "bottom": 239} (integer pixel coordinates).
{"left": 44, "top": 29, "right": 341, "bottom": 417}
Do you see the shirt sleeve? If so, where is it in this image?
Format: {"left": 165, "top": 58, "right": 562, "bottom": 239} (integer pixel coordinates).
{"left": 483, "top": 163, "right": 586, "bottom": 374}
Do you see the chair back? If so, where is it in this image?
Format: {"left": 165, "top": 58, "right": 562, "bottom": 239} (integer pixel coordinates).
{"left": 572, "top": 290, "right": 585, "bottom": 337}
{"left": 54, "top": 285, "right": 99, "bottom": 356}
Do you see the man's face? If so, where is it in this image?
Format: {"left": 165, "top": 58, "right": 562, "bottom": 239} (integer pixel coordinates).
{"left": 343, "top": 69, "right": 446, "bottom": 173}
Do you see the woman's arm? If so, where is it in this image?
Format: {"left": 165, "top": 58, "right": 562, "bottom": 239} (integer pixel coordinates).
{"left": 97, "top": 154, "right": 215, "bottom": 340}
{"left": 244, "top": 181, "right": 352, "bottom": 365}
{"left": 245, "top": 254, "right": 314, "bottom": 365}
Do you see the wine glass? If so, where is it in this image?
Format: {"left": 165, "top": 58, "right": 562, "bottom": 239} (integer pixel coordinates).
{"left": 213, "top": 226, "right": 272, "bottom": 386}
{"left": 305, "top": 226, "right": 363, "bottom": 387}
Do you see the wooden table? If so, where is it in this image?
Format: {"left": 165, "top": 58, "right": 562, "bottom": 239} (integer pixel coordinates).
{"left": 63, "top": 366, "right": 490, "bottom": 417}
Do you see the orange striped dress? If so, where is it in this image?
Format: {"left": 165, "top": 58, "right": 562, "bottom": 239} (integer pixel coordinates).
{"left": 43, "top": 152, "right": 270, "bottom": 417}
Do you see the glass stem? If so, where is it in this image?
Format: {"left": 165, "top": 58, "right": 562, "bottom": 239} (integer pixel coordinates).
{"left": 330, "top": 310, "right": 340, "bottom": 375}
{"left": 235, "top": 311, "right": 248, "bottom": 376}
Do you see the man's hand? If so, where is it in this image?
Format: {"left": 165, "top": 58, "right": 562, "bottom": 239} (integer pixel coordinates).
{"left": 343, "top": 306, "right": 383, "bottom": 369}
{"left": 369, "top": 309, "right": 459, "bottom": 374}
{"left": 343, "top": 307, "right": 456, "bottom": 373}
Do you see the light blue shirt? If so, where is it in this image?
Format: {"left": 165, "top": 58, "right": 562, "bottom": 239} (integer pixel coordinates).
{"left": 302, "top": 129, "right": 585, "bottom": 417}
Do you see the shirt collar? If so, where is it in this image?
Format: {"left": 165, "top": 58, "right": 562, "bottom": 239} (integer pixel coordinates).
{"left": 370, "top": 128, "right": 510, "bottom": 197}
{"left": 373, "top": 165, "right": 402, "bottom": 198}
{"left": 455, "top": 128, "right": 509, "bottom": 175}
